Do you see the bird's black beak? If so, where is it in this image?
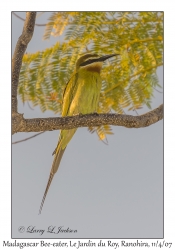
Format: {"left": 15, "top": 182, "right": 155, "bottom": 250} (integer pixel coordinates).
{"left": 98, "top": 54, "right": 119, "bottom": 62}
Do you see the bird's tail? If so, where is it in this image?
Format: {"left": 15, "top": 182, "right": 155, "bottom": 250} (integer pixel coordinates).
{"left": 39, "top": 144, "right": 66, "bottom": 214}
{"left": 39, "top": 171, "right": 54, "bottom": 214}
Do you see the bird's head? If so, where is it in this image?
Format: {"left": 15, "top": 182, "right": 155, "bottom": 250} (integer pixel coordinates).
{"left": 76, "top": 53, "right": 118, "bottom": 73}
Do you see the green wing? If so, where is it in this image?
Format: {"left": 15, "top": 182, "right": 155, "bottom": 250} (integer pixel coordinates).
{"left": 62, "top": 72, "right": 79, "bottom": 117}
{"left": 52, "top": 72, "right": 78, "bottom": 155}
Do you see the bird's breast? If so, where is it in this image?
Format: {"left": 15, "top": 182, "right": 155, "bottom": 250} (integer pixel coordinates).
{"left": 69, "top": 71, "right": 102, "bottom": 115}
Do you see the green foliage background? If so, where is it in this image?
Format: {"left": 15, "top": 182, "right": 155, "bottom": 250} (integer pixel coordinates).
{"left": 18, "top": 12, "right": 163, "bottom": 141}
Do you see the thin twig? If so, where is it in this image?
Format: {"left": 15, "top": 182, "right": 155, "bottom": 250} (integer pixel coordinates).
{"left": 153, "top": 86, "right": 163, "bottom": 93}
{"left": 12, "top": 12, "right": 46, "bottom": 26}
{"left": 12, "top": 132, "right": 45, "bottom": 144}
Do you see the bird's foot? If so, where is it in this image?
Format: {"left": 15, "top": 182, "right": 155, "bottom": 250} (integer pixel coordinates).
{"left": 93, "top": 112, "right": 99, "bottom": 116}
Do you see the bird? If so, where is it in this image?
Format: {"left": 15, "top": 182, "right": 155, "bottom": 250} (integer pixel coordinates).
{"left": 39, "top": 52, "right": 118, "bottom": 214}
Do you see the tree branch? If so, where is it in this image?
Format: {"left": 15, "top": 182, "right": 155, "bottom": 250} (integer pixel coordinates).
{"left": 12, "top": 12, "right": 36, "bottom": 113}
{"left": 12, "top": 104, "right": 163, "bottom": 134}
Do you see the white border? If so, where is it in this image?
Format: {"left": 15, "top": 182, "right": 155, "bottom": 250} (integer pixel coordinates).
{"left": 1, "top": 1, "right": 174, "bottom": 249}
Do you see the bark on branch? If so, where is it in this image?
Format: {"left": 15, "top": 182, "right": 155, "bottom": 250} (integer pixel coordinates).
{"left": 12, "top": 12, "right": 36, "bottom": 113}
{"left": 12, "top": 104, "right": 163, "bottom": 134}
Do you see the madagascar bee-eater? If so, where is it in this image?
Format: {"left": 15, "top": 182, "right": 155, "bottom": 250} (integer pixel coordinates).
{"left": 39, "top": 53, "right": 117, "bottom": 214}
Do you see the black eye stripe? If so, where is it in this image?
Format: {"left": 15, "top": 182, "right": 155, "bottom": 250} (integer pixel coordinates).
{"left": 80, "top": 58, "right": 101, "bottom": 67}
{"left": 79, "top": 54, "right": 117, "bottom": 67}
